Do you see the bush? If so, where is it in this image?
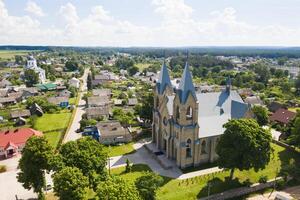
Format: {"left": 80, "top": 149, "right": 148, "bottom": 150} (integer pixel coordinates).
{"left": 0, "top": 165, "right": 7, "bottom": 173}
{"left": 275, "top": 179, "right": 286, "bottom": 190}
{"left": 125, "top": 159, "right": 132, "bottom": 173}
{"left": 258, "top": 175, "right": 268, "bottom": 184}
{"left": 242, "top": 178, "right": 252, "bottom": 187}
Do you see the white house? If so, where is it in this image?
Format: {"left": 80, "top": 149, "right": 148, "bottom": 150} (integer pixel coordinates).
{"left": 68, "top": 77, "right": 80, "bottom": 88}
{"left": 26, "top": 56, "right": 46, "bottom": 83}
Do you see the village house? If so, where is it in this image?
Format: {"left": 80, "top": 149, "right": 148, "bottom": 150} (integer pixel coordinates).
{"left": 57, "top": 89, "right": 71, "bottom": 97}
{"left": 87, "top": 96, "right": 110, "bottom": 107}
{"left": 96, "top": 121, "right": 132, "bottom": 145}
{"left": 47, "top": 96, "right": 69, "bottom": 108}
{"left": 86, "top": 106, "right": 110, "bottom": 120}
{"left": 68, "top": 77, "right": 80, "bottom": 88}
{"left": 128, "top": 98, "right": 138, "bottom": 106}
{"left": 0, "top": 128, "right": 43, "bottom": 158}
{"left": 270, "top": 108, "right": 296, "bottom": 126}
{"left": 244, "top": 95, "right": 264, "bottom": 106}
{"left": 92, "top": 89, "right": 112, "bottom": 97}
{"left": 30, "top": 103, "right": 44, "bottom": 116}
{"left": 10, "top": 109, "right": 31, "bottom": 119}
{"left": 152, "top": 62, "right": 251, "bottom": 169}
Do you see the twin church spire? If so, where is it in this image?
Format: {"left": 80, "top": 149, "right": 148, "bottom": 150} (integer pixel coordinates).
{"left": 157, "top": 60, "right": 196, "bottom": 104}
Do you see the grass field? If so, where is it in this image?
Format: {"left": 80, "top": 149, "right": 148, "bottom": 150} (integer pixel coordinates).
{"left": 34, "top": 112, "right": 72, "bottom": 148}
{"left": 104, "top": 142, "right": 135, "bottom": 157}
{"left": 111, "top": 143, "right": 300, "bottom": 200}
{"left": 135, "top": 63, "right": 151, "bottom": 71}
{"left": 0, "top": 50, "right": 36, "bottom": 60}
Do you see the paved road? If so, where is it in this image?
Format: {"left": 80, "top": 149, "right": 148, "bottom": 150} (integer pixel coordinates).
{"left": 63, "top": 68, "right": 89, "bottom": 143}
{"left": 108, "top": 139, "right": 222, "bottom": 179}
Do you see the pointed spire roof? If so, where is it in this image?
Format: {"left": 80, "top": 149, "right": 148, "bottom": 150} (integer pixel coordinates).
{"left": 178, "top": 62, "right": 196, "bottom": 103}
{"left": 156, "top": 61, "right": 172, "bottom": 95}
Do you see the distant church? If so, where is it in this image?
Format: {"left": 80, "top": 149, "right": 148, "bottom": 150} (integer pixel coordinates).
{"left": 152, "top": 61, "right": 252, "bottom": 169}
{"left": 26, "top": 56, "right": 46, "bottom": 83}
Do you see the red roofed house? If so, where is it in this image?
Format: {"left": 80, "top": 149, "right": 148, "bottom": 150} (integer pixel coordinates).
{"left": 270, "top": 108, "right": 296, "bottom": 126}
{"left": 0, "top": 128, "right": 43, "bottom": 159}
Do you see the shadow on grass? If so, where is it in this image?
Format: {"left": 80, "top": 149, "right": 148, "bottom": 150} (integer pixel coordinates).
{"left": 181, "top": 162, "right": 219, "bottom": 174}
{"left": 197, "top": 177, "right": 243, "bottom": 199}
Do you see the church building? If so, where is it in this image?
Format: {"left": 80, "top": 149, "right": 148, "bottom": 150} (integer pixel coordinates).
{"left": 152, "top": 61, "right": 251, "bottom": 169}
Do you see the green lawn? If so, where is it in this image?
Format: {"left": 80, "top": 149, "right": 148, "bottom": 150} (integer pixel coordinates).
{"left": 44, "top": 131, "right": 63, "bottom": 148}
{"left": 34, "top": 112, "right": 72, "bottom": 132}
{"left": 112, "top": 143, "right": 300, "bottom": 200}
{"left": 34, "top": 112, "right": 72, "bottom": 148}
{"left": 104, "top": 143, "right": 135, "bottom": 157}
{"left": 0, "top": 50, "right": 37, "bottom": 60}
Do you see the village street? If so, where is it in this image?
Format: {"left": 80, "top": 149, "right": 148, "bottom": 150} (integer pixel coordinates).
{"left": 63, "top": 68, "right": 89, "bottom": 143}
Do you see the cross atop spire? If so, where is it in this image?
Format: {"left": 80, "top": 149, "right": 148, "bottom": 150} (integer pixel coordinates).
{"left": 156, "top": 61, "right": 172, "bottom": 95}
{"left": 178, "top": 61, "right": 196, "bottom": 103}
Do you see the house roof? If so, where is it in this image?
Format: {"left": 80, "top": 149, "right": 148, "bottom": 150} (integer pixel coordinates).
{"left": 37, "top": 83, "right": 57, "bottom": 91}
{"left": 86, "top": 107, "right": 110, "bottom": 116}
{"left": 0, "top": 128, "right": 43, "bottom": 148}
{"left": 0, "top": 97, "right": 16, "bottom": 103}
{"left": 10, "top": 109, "right": 31, "bottom": 118}
{"left": 128, "top": 98, "right": 138, "bottom": 106}
{"left": 156, "top": 62, "right": 171, "bottom": 95}
{"left": 177, "top": 62, "right": 196, "bottom": 103}
{"left": 47, "top": 97, "right": 69, "bottom": 105}
{"left": 96, "top": 121, "right": 127, "bottom": 137}
{"left": 244, "top": 96, "right": 263, "bottom": 105}
{"left": 270, "top": 108, "right": 296, "bottom": 124}
{"left": 92, "top": 89, "right": 111, "bottom": 97}
{"left": 114, "top": 99, "right": 123, "bottom": 105}
{"left": 21, "top": 87, "right": 39, "bottom": 94}
{"left": 88, "top": 96, "right": 110, "bottom": 106}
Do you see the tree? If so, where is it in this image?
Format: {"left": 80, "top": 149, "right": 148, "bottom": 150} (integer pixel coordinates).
{"left": 128, "top": 66, "right": 139, "bottom": 76}
{"left": 216, "top": 119, "right": 272, "bottom": 179}
{"left": 135, "top": 172, "right": 164, "bottom": 200}
{"left": 53, "top": 167, "right": 89, "bottom": 200}
{"left": 134, "top": 92, "right": 153, "bottom": 121}
{"left": 24, "top": 69, "right": 39, "bottom": 87}
{"left": 87, "top": 73, "right": 92, "bottom": 90}
{"left": 288, "top": 116, "right": 300, "bottom": 146}
{"left": 96, "top": 176, "right": 141, "bottom": 200}
{"left": 59, "top": 137, "right": 108, "bottom": 188}
{"left": 125, "top": 159, "right": 132, "bottom": 173}
{"left": 252, "top": 106, "right": 269, "bottom": 126}
{"left": 18, "top": 136, "right": 55, "bottom": 199}
{"left": 65, "top": 61, "right": 79, "bottom": 71}
{"left": 295, "top": 73, "right": 300, "bottom": 95}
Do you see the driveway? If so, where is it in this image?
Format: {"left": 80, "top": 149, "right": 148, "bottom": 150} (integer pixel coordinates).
{"left": 0, "top": 156, "right": 36, "bottom": 200}
{"left": 63, "top": 68, "right": 89, "bottom": 143}
{"left": 108, "top": 139, "right": 222, "bottom": 179}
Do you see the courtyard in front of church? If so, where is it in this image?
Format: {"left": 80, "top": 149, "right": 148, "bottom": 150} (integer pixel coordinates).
{"left": 105, "top": 138, "right": 300, "bottom": 200}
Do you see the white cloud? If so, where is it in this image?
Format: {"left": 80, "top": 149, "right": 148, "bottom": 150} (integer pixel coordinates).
{"left": 25, "top": 1, "right": 45, "bottom": 17}
{"left": 1, "top": 0, "right": 300, "bottom": 46}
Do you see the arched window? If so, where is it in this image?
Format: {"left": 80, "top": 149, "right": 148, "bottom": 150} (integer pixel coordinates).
{"left": 186, "top": 106, "right": 193, "bottom": 120}
{"left": 186, "top": 139, "right": 192, "bottom": 158}
{"left": 176, "top": 106, "right": 180, "bottom": 120}
{"left": 201, "top": 140, "right": 206, "bottom": 154}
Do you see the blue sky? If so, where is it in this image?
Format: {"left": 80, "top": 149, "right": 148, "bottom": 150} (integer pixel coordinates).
{"left": 1, "top": 0, "right": 300, "bottom": 46}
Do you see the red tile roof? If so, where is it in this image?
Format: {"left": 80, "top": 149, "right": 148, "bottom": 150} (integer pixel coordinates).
{"left": 0, "top": 128, "right": 43, "bottom": 148}
{"left": 270, "top": 108, "right": 296, "bottom": 125}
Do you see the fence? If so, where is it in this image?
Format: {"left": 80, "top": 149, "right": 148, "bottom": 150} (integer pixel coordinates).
{"left": 199, "top": 177, "right": 282, "bottom": 200}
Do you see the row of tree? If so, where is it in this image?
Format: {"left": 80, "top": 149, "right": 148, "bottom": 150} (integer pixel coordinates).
{"left": 17, "top": 136, "right": 164, "bottom": 200}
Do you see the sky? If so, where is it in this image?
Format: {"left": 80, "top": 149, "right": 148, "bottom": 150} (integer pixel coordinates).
{"left": 1, "top": 0, "right": 300, "bottom": 47}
